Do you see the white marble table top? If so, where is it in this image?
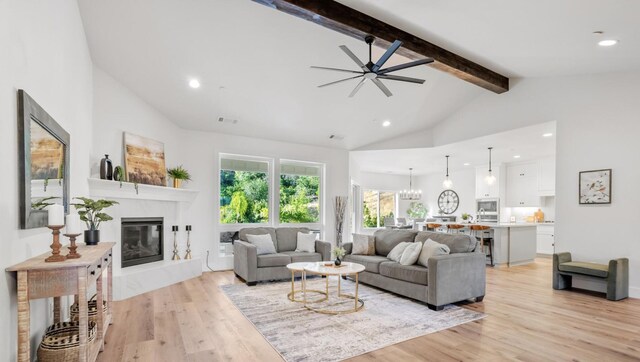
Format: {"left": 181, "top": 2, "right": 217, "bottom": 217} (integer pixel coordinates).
{"left": 286, "top": 262, "right": 312, "bottom": 271}
{"left": 304, "top": 261, "right": 365, "bottom": 276}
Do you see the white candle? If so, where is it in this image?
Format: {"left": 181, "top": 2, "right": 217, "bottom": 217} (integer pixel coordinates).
{"left": 65, "top": 212, "right": 82, "bottom": 235}
{"left": 47, "top": 204, "right": 65, "bottom": 226}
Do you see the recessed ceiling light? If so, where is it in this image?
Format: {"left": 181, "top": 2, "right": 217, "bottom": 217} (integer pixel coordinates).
{"left": 463, "top": 163, "right": 471, "bottom": 166}
{"left": 542, "top": 133, "right": 553, "bottom": 137}
{"left": 513, "top": 155, "right": 521, "bottom": 159}
{"left": 189, "top": 79, "right": 201, "bottom": 88}
{"left": 382, "top": 120, "right": 391, "bottom": 127}
{"left": 598, "top": 39, "right": 618, "bottom": 47}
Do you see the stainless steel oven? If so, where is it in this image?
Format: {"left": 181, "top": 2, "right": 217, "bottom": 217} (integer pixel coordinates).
{"left": 476, "top": 198, "right": 499, "bottom": 222}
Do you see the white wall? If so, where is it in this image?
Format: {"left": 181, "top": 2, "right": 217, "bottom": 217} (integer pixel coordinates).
{"left": 418, "top": 168, "right": 476, "bottom": 220}
{"left": 427, "top": 72, "right": 640, "bottom": 296}
{"left": 91, "top": 67, "right": 350, "bottom": 270}
{"left": 0, "top": 0, "right": 93, "bottom": 359}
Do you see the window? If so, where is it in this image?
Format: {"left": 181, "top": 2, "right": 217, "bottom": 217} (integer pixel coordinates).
{"left": 220, "top": 156, "right": 270, "bottom": 224}
{"left": 362, "top": 190, "right": 396, "bottom": 228}
{"left": 279, "top": 162, "right": 321, "bottom": 224}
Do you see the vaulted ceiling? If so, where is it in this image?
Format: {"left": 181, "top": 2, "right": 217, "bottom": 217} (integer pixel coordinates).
{"left": 78, "top": 0, "right": 640, "bottom": 150}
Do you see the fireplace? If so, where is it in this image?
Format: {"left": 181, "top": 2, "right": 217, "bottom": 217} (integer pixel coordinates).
{"left": 121, "top": 217, "right": 164, "bottom": 267}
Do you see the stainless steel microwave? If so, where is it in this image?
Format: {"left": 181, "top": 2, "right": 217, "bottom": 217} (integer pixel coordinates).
{"left": 476, "top": 198, "right": 499, "bottom": 214}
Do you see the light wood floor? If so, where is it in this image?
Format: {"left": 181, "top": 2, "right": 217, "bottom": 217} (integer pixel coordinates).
{"left": 98, "top": 259, "right": 640, "bottom": 361}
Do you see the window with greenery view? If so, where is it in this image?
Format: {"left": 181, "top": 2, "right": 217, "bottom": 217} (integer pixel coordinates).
{"left": 279, "top": 163, "right": 321, "bottom": 223}
{"left": 220, "top": 157, "right": 270, "bottom": 224}
{"left": 362, "top": 190, "right": 396, "bottom": 228}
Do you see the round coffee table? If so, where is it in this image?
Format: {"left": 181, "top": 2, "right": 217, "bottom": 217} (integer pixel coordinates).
{"left": 286, "top": 262, "right": 327, "bottom": 303}
{"left": 302, "top": 261, "right": 365, "bottom": 314}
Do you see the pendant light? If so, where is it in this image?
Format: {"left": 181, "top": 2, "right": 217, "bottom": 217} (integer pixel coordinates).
{"left": 400, "top": 168, "right": 422, "bottom": 200}
{"left": 442, "top": 155, "right": 453, "bottom": 189}
{"left": 485, "top": 147, "right": 497, "bottom": 185}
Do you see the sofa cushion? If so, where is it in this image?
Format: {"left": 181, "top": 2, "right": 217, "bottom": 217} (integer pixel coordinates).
{"left": 379, "top": 261, "right": 428, "bottom": 285}
{"left": 386, "top": 242, "right": 411, "bottom": 262}
{"left": 295, "top": 232, "right": 317, "bottom": 253}
{"left": 415, "top": 231, "right": 477, "bottom": 254}
{"left": 343, "top": 254, "right": 389, "bottom": 274}
{"left": 257, "top": 253, "right": 292, "bottom": 268}
{"left": 246, "top": 234, "right": 277, "bottom": 255}
{"left": 239, "top": 227, "right": 277, "bottom": 249}
{"left": 281, "top": 251, "right": 322, "bottom": 263}
{"left": 400, "top": 242, "right": 422, "bottom": 266}
{"left": 276, "top": 227, "right": 311, "bottom": 252}
{"left": 352, "top": 233, "right": 375, "bottom": 255}
{"left": 558, "top": 261, "right": 609, "bottom": 278}
{"left": 417, "top": 239, "right": 450, "bottom": 267}
{"left": 373, "top": 229, "right": 418, "bottom": 257}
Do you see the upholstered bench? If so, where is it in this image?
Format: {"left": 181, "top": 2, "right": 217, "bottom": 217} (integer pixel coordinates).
{"left": 553, "top": 252, "right": 629, "bottom": 301}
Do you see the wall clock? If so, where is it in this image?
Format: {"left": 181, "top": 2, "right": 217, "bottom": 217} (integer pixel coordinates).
{"left": 438, "top": 190, "right": 459, "bottom": 215}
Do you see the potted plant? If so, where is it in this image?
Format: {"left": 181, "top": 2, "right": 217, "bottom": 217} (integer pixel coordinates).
{"left": 72, "top": 197, "right": 119, "bottom": 245}
{"left": 461, "top": 213, "right": 474, "bottom": 223}
{"left": 332, "top": 246, "right": 346, "bottom": 266}
{"left": 167, "top": 165, "right": 192, "bottom": 188}
{"left": 406, "top": 202, "right": 428, "bottom": 219}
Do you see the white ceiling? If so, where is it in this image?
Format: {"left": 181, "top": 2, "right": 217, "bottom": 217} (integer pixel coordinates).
{"left": 339, "top": 0, "right": 640, "bottom": 78}
{"left": 351, "top": 122, "right": 556, "bottom": 176}
{"left": 78, "top": 1, "right": 638, "bottom": 150}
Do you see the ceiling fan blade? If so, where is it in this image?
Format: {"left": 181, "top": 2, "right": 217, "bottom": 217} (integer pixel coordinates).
{"left": 310, "top": 66, "right": 362, "bottom": 74}
{"left": 348, "top": 78, "right": 367, "bottom": 97}
{"left": 372, "top": 78, "right": 393, "bottom": 97}
{"left": 377, "top": 74, "right": 425, "bottom": 84}
{"left": 372, "top": 40, "right": 402, "bottom": 72}
{"left": 378, "top": 58, "right": 434, "bottom": 74}
{"left": 339, "top": 45, "right": 368, "bottom": 71}
{"left": 317, "top": 75, "right": 363, "bottom": 88}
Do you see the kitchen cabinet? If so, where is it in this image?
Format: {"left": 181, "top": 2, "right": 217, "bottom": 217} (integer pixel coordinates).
{"left": 538, "top": 156, "right": 556, "bottom": 196}
{"left": 506, "top": 162, "right": 540, "bottom": 207}
{"left": 475, "top": 166, "right": 500, "bottom": 199}
{"left": 537, "top": 224, "right": 555, "bottom": 254}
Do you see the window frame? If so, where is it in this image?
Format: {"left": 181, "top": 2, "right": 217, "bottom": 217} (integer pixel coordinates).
{"left": 218, "top": 153, "right": 274, "bottom": 228}
{"left": 361, "top": 189, "right": 398, "bottom": 230}
{"left": 277, "top": 159, "right": 325, "bottom": 234}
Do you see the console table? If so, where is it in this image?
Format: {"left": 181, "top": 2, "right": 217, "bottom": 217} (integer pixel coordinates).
{"left": 6, "top": 242, "right": 115, "bottom": 362}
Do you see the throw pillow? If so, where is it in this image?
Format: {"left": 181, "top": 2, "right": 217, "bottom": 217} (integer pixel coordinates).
{"left": 386, "top": 242, "right": 410, "bottom": 262}
{"left": 399, "top": 242, "right": 422, "bottom": 265}
{"left": 246, "top": 234, "right": 277, "bottom": 255}
{"left": 417, "top": 239, "right": 451, "bottom": 267}
{"left": 295, "top": 232, "right": 316, "bottom": 253}
{"left": 351, "top": 233, "right": 375, "bottom": 255}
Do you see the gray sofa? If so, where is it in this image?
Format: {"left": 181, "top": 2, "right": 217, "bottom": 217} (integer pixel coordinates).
{"left": 343, "top": 229, "right": 486, "bottom": 311}
{"left": 233, "top": 227, "right": 332, "bottom": 285}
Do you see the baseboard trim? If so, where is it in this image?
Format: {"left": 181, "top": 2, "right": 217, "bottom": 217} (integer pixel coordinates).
{"left": 630, "top": 286, "right": 640, "bottom": 299}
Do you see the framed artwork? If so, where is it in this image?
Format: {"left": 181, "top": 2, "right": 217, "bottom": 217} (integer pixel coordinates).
{"left": 579, "top": 169, "right": 611, "bottom": 204}
{"left": 123, "top": 132, "right": 167, "bottom": 186}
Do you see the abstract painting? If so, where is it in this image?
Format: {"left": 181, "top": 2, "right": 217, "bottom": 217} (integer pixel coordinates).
{"left": 123, "top": 132, "right": 167, "bottom": 186}
{"left": 579, "top": 169, "right": 611, "bottom": 204}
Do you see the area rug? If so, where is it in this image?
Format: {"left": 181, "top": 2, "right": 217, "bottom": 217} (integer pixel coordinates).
{"left": 221, "top": 278, "right": 485, "bottom": 362}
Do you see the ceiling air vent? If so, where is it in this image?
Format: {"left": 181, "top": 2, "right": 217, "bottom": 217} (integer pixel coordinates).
{"left": 329, "top": 134, "right": 344, "bottom": 141}
{"left": 218, "top": 117, "right": 238, "bottom": 124}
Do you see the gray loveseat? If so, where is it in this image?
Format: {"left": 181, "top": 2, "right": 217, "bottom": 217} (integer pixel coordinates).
{"left": 343, "top": 229, "right": 486, "bottom": 311}
{"left": 233, "top": 227, "right": 332, "bottom": 285}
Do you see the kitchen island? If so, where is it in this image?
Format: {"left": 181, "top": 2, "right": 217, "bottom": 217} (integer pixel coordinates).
{"left": 426, "top": 222, "right": 538, "bottom": 267}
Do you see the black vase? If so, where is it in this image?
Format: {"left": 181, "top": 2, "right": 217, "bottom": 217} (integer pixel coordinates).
{"left": 334, "top": 258, "right": 341, "bottom": 266}
{"left": 100, "top": 154, "right": 113, "bottom": 180}
{"left": 84, "top": 230, "right": 100, "bottom": 245}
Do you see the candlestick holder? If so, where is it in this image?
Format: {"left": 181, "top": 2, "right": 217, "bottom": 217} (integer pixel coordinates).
{"left": 45, "top": 225, "right": 66, "bottom": 262}
{"left": 63, "top": 233, "right": 82, "bottom": 259}
{"left": 184, "top": 225, "right": 192, "bottom": 259}
{"left": 172, "top": 225, "right": 181, "bottom": 260}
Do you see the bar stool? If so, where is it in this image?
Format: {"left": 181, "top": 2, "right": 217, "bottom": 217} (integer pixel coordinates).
{"left": 426, "top": 223, "right": 442, "bottom": 232}
{"left": 447, "top": 224, "right": 465, "bottom": 234}
{"left": 470, "top": 225, "right": 493, "bottom": 266}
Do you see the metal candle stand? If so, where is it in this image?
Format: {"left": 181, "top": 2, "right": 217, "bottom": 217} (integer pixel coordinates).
{"left": 184, "top": 225, "right": 192, "bottom": 259}
{"left": 172, "top": 225, "right": 181, "bottom": 260}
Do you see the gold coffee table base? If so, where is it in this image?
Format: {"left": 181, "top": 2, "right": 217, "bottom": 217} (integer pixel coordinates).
{"left": 303, "top": 265, "right": 365, "bottom": 315}
{"left": 287, "top": 289, "right": 327, "bottom": 303}
{"left": 304, "top": 293, "right": 364, "bottom": 315}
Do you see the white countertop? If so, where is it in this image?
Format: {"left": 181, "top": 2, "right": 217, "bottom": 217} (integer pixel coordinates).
{"left": 434, "top": 222, "right": 539, "bottom": 229}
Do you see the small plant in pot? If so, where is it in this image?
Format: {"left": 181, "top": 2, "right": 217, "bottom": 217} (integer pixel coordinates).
{"left": 461, "top": 213, "right": 473, "bottom": 223}
{"left": 167, "top": 166, "right": 192, "bottom": 188}
{"left": 332, "top": 246, "right": 346, "bottom": 266}
{"left": 72, "top": 197, "right": 119, "bottom": 245}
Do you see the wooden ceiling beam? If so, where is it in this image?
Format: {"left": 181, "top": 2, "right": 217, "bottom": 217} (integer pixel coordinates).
{"left": 253, "top": 0, "right": 509, "bottom": 94}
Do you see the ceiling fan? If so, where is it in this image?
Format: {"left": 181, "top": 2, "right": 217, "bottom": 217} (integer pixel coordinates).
{"left": 311, "top": 35, "right": 434, "bottom": 97}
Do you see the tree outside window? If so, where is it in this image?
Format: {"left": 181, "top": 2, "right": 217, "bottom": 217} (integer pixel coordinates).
{"left": 220, "top": 158, "right": 270, "bottom": 224}
{"left": 363, "top": 190, "right": 396, "bottom": 228}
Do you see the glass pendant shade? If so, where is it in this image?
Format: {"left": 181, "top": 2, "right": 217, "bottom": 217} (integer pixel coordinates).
{"left": 442, "top": 155, "right": 453, "bottom": 189}
{"left": 485, "top": 147, "right": 496, "bottom": 185}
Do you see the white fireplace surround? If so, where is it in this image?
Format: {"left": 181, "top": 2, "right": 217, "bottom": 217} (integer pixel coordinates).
{"left": 88, "top": 178, "right": 202, "bottom": 300}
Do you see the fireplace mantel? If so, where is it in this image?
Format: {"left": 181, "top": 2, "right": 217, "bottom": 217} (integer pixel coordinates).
{"left": 88, "top": 178, "right": 198, "bottom": 202}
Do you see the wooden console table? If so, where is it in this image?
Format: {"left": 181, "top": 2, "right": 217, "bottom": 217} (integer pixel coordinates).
{"left": 6, "top": 242, "right": 115, "bottom": 362}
